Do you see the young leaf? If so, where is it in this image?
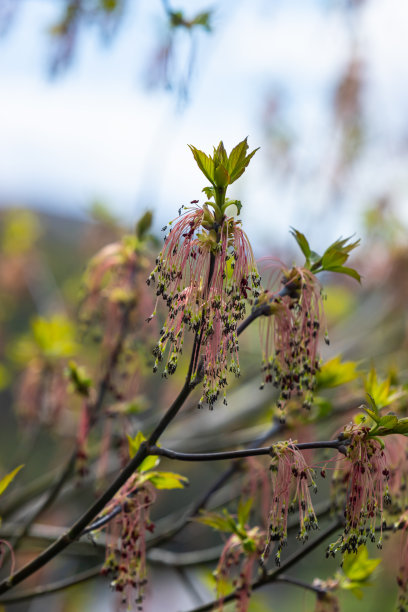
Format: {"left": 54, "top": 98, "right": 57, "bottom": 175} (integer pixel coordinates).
{"left": 135, "top": 210, "right": 153, "bottom": 239}
{"left": 194, "top": 512, "right": 234, "bottom": 533}
{"left": 364, "top": 368, "right": 399, "bottom": 410}
{"left": 229, "top": 146, "right": 259, "bottom": 184}
{"left": 188, "top": 145, "right": 215, "bottom": 184}
{"left": 214, "top": 164, "right": 230, "bottom": 188}
{"left": 377, "top": 414, "right": 399, "bottom": 430}
{"left": 342, "top": 545, "right": 381, "bottom": 582}
{"left": 237, "top": 498, "right": 252, "bottom": 529}
{"left": 66, "top": 360, "right": 92, "bottom": 397}
{"left": 316, "top": 356, "right": 359, "bottom": 389}
{"left": 228, "top": 138, "right": 250, "bottom": 177}
{"left": 317, "top": 236, "right": 361, "bottom": 282}
{"left": 127, "top": 432, "right": 159, "bottom": 472}
{"left": 290, "top": 228, "right": 311, "bottom": 261}
{"left": 144, "top": 471, "right": 188, "bottom": 490}
{"left": 202, "top": 186, "right": 215, "bottom": 200}
{"left": 0, "top": 465, "right": 24, "bottom": 496}
{"left": 213, "top": 141, "right": 228, "bottom": 167}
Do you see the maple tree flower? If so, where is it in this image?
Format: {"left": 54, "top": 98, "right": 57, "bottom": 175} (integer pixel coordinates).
{"left": 80, "top": 230, "right": 153, "bottom": 352}
{"left": 314, "top": 591, "right": 340, "bottom": 612}
{"left": 148, "top": 203, "right": 260, "bottom": 407}
{"left": 214, "top": 527, "right": 265, "bottom": 612}
{"left": 258, "top": 262, "right": 326, "bottom": 416}
{"left": 97, "top": 475, "right": 156, "bottom": 610}
{"left": 328, "top": 423, "right": 391, "bottom": 556}
{"left": 264, "top": 440, "right": 318, "bottom": 566}
{"left": 396, "top": 514, "right": 408, "bottom": 611}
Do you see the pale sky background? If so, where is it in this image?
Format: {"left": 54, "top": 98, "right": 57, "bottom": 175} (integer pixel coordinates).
{"left": 0, "top": 0, "right": 408, "bottom": 254}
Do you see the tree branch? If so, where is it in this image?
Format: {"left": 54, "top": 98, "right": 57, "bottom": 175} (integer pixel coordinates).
{"left": 0, "top": 566, "right": 101, "bottom": 605}
{"left": 149, "top": 438, "right": 348, "bottom": 462}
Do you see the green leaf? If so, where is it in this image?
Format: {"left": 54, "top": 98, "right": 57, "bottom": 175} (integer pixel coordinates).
{"left": 377, "top": 414, "right": 399, "bottom": 430}
{"left": 127, "top": 431, "right": 145, "bottom": 458}
{"left": 361, "top": 406, "right": 380, "bottom": 424}
{"left": 144, "top": 471, "right": 188, "bottom": 490}
{"left": 135, "top": 210, "right": 153, "bottom": 239}
{"left": 127, "top": 432, "right": 158, "bottom": 471}
{"left": 202, "top": 186, "right": 215, "bottom": 200}
{"left": 392, "top": 419, "right": 408, "bottom": 435}
{"left": 289, "top": 228, "right": 311, "bottom": 260}
{"left": 316, "top": 356, "right": 359, "bottom": 389}
{"left": 188, "top": 145, "right": 215, "bottom": 184}
{"left": 66, "top": 360, "right": 92, "bottom": 397}
{"left": 194, "top": 512, "right": 235, "bottom": 533}
{"left": 228, "top": 138, "right": 250, "bottom": 176}
{"left": 340, "top": 581, "right": 364, "bottom": 599}
{"left": 343, "top": 546, "right": 381, "bottom": 582}
{"left": 32, "top": 315, "right": 78, "bottom": 360}
{"left": 324, "top": 265, "right": 361, "bottom": 282}
{"left": 237, "top": 498, "right": 252, "bottom": 528}
{"left": 213, "top": 141, "right": 228, "bottom": 167}
{"left": 191, "top": 10, "right": 212, "bottom": 31}
{"left": 242, "top": 537, "right": 257, "bottom": 553}
{"left": 0, "top": 465, "right": 24, "bottom": 496}
{"left": 0, "top": 364, "right": 10, "bottom": 391}
{"left": 317, "top": 236, "right": 361, "bottom": 282}
{"left": 365, "top": 369, "right": 396, "bottom": 410}
{"left": 229, "top": 147, "right": 259, "bottom": 184}
{"left": 214, "top": 164, "right": 230, "bottom": 188}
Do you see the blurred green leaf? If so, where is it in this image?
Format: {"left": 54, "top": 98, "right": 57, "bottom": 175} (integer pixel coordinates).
{"left": 66, "top": 360, "right": 92, "bottom": 397}
{"left": 0, "top": 465, "right": 24, "bottom": 496}
{"left": 143, "top": 471, "right": 188, "bottom": 490}
{"left": 317, "top": 356, "right": 359, "bottom": 389}
{"left": 127, "top": 432, "right": 159, "bottom": 472}
{"left": 342, "top": 545, "right": 381, "bottom": 582}
{"left": 237, "top": 498, "right": 252, "bottom": 529}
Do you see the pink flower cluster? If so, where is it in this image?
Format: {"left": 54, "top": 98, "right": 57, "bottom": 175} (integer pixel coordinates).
{"left": 259, "top": 264, "right": 326, "bottom": 416}
{"left": 329, "top": 424, "right": 391, "bottom": 556}
{"left": 148, "top": 204, "right": 260, "bottom": 407}
{"left": 214, "top": 528, "right": 265, "bottom": 612}
{"left": 264, "top": 440, "right": 318, "bottom": 565}
{"left": 98, "top": 476, "right": 156, "bottom": 609}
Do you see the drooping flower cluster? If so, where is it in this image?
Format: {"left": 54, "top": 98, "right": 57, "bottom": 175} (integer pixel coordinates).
{"left": 264, "top": 440, "right": 318, "bottom": 566}
{"left": 148, "top": 203, "right": 260, "bottom": 407}
{"left": 396, "top": 515, "right": 408, "bottom": 611}
{"left": 13, "top": 315, "right": 77, "bottom": 427}
{"left": 80, "top": 232, "right": 153, "bottom": 353}
{"left": 314, "top": 591, "right": 340, "bottom": 612}
{"left": 259, "top": 263, "right": 326, "bottom": 416}
{"left": 97, "top": 475, "right": 156, "bottom": 610}
{"left": 328, "top": 424, "right": 391, "bottom": 556}
{"left": 214, "top": 527, "right": 265, "bottom": 612}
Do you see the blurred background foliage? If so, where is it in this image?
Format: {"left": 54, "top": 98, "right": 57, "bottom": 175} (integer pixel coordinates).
{"left": 0, "top": 1, "right": 408, "bottom": 611}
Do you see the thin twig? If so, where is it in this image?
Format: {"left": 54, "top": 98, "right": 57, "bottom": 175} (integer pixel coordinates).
{"left": 149, "top": 438, "right": 348, "bottom": 462}
{"left": 275, "top": 573, "right": 326, "bottom": 595}
{"left": 0, "top": 566, "right": 101, "bottom": 604}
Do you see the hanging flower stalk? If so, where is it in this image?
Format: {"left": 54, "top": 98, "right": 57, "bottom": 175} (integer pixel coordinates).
{"left": 258, "top": 263, "right": 326, "bottom": 414}
{"left": 97, "top": 475, "right": 156, "bottom": 610}
{"left": 80, "top": 212, "right": 154, "bottom": 352}
{"left": 147, "top": 139, "right": 261, "bottom": 407}
{"left": 214, "top": 528, "right": 265, "bottom": 612}
{"left": 396, "top": 514, "right": 408, "bottom": 611}
{"left": 328, "top": 423, "right": 391, "bottom": 556}
{"left": 264, "top": 440, "right": 318, "bottom": 566}
{"left": 195, "top": 503, "right": 265, "bottom": 612}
